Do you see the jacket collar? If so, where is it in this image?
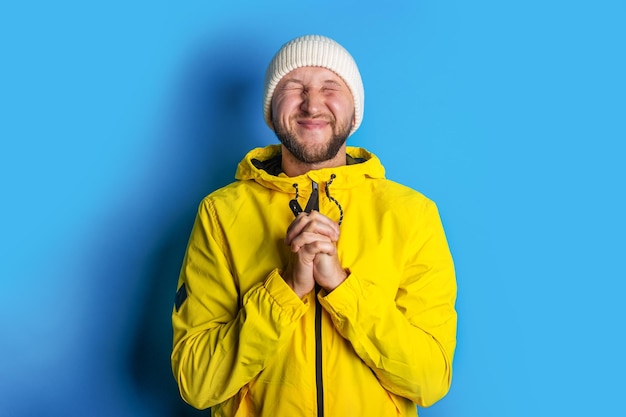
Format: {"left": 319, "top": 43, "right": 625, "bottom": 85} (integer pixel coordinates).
{"left": 235, "top": 144, "right": 386, "bottom": 194}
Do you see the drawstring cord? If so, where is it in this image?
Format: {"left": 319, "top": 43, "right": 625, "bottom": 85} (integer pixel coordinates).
{"left": 290, "top": 183, "right": 303, "bottom": 216}
{"left": 325, "top": 174, "right": 344, "bottom": 226}
{"left": 291, "top": 176, "right": 343, "bottom": 226}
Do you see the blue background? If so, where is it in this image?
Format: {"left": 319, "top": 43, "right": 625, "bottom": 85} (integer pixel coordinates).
{"left": 1, "top": 1, "right": 624, "bottom": 416}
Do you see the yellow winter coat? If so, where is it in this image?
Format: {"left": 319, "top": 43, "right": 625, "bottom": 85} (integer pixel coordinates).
{"left": 171, "top": 145, "right": 457, "bottom": 416}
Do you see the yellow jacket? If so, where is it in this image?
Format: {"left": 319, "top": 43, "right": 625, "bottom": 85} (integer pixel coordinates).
{"left": 171, "top": 145, "right": 457, "bottom": 416}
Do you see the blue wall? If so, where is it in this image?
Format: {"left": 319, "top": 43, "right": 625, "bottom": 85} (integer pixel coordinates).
{"left": 1, "top": 1, "right": 624, "bottom": 416}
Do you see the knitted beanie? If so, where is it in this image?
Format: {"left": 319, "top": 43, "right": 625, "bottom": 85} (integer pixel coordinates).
{"left": 263, "top": 35, "right": 364, "bottom": 136}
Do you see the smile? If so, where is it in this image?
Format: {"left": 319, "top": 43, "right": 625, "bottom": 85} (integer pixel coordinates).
{"left": 297, "top": 119, "right": 331, "bottom": 129}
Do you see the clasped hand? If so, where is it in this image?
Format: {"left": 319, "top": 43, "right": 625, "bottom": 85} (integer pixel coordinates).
{"left": 283, "top": 210, "right": 347, "bottom": 298}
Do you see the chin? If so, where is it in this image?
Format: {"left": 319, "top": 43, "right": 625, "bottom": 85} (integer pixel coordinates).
{"left": 304, "top": 128, "right": 342, "bottom": 144}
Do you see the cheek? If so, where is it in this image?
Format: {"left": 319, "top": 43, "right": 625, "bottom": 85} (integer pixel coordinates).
{"left": 272, "top": 97, "right": 298, "bottom": 121}
{"left": 329, "top": 98, "right": 354, "bottom": 121}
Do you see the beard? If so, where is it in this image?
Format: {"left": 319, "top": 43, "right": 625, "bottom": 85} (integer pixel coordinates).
{"left": 273, "top": 115, "right": 352, "bottom": 164}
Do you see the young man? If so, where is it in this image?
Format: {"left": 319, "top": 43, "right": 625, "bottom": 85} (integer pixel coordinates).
{"left": 171, "top": 34, "right": 457, "bottom": 417}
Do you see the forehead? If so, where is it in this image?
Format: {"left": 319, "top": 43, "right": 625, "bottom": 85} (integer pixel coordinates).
{"left": 278, "top": 66, "right": 348, "bottom": 86}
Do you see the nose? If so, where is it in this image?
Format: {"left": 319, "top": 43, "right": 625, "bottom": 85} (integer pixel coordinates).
{"left": 300, "top": 89, "right": 323, "bottom": 115}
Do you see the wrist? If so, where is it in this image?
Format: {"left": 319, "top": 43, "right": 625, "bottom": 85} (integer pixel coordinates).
{"left": 320, "top": 268, "right": 349, "bottom": 294}
{"left": 281, "top": 269, "right": 313, "bottom": 299}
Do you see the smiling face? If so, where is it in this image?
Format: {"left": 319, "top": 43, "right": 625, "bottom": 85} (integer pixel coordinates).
{"left": 271, "top": 66, "right": 355, "bottom": 167}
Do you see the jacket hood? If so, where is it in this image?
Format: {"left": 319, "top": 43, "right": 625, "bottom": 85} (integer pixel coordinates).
{"left": 235, "top": 144, "right": 386, "bottom": 194}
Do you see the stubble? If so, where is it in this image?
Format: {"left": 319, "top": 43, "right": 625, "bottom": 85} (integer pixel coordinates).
{"left": 273, "top": 116, "right": 352, "bottom": 164}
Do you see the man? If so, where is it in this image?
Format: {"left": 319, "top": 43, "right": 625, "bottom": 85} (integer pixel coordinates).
{"left": 171, "top": 34, "right": 457, "bottom": 417}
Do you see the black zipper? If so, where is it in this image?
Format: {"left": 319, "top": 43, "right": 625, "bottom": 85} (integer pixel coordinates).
{"left": 315, "top": 285, "right": 324, "bottom": 417}
{"left": 303, "top": 181, "right": 324, "bottom": 417}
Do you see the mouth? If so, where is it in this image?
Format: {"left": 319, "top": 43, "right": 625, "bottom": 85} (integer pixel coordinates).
{"left": 296, "top": 118, "right": 331, "bottom": 130}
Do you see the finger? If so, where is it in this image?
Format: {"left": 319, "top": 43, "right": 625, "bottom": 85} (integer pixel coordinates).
{"left": 286, "top": 211, "right": 340, "bottom": 245}
{"left": 290, "top": 231, "right": 333, "bottom": 253}
{"left": 306, "top": 211, "right": 340, "bottom": 238}
{"left": 285, "top": 212, "right": 308, "bottom": 242}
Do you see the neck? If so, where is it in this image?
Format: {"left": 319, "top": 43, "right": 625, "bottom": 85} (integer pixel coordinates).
{"left": 281, "top": 145, "right": 347, "bottom": 177}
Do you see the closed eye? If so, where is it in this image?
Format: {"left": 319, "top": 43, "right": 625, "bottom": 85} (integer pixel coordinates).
{"left": 280, "top": 79, "right": 305, "bottom": 90}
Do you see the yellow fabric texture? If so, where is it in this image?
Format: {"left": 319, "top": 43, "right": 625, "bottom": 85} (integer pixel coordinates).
{"left": 171, "top": 145, "right": 457, "bottom": 416}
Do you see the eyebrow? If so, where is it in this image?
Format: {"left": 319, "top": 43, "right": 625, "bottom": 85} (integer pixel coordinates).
{"left": 280, "top": 78, "right": 304, "bottom": 85}
{"left": 322, "top": 79, "right": 343, "bottom": 87}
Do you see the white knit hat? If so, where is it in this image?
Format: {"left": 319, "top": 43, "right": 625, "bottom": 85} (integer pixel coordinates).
{"left": 263, "top": 35, "right": 364, "bottom": 136}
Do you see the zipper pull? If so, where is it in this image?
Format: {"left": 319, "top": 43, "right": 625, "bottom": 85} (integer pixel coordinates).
{"left": 289, "top": 199, "right": 303, "bottom": 217}
{"left": 304, "top": 181, "right": 319, "bottom": 213}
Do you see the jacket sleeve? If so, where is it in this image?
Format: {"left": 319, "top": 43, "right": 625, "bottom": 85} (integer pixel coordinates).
{"left": 171, "top": 198, "right": 308, "bottom": 410}
{"left": 318, "top": 199, "right": 457, "bottom": 407}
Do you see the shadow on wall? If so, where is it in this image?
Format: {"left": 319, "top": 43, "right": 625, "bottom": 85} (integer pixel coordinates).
{"left": 129, "top": 38, "right": 271, "bottom": 416}
{"left": 92, "top": 36, "right": 272, "bottom": 416}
